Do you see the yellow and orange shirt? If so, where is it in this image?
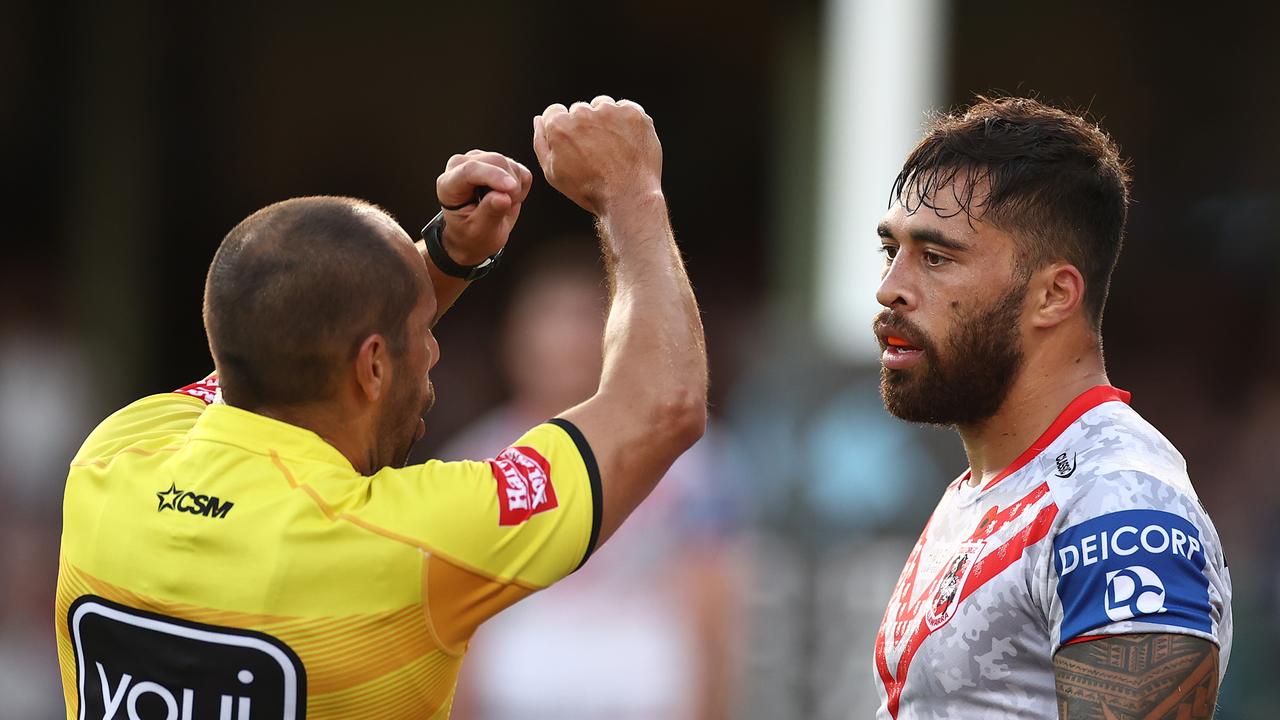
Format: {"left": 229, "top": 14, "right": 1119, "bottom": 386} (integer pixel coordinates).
{"left": 56, "top": 375, "right": 601, "bottom": 719}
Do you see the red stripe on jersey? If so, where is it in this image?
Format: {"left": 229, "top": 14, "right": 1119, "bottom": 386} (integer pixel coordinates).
{"left": 961, "top": 503, "right": 1058, "bottom": 598}
{"left": 970, "top": 482, "right": 1050, "bottom": 541}
{"left": 875, "top": 491, "right": 1060, "bottom": 719}
{"left": 981, "top": 386, "right": 1130, "bottom": 492}
{"left": 174, "top": 373, "right": 219, "bottom": 405}
{"left": 1062, "top": 634, "right": 1109, "bottom": 647}
{"left": 874, "top": 627, "right": 896, "bottom": 711}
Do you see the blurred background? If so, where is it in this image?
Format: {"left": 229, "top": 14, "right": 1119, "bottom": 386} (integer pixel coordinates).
{"left": 3, "top": 0, "right": 1279, "bottom": 717}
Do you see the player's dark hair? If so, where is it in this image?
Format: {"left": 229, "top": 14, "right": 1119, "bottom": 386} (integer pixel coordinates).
{"left": 892, "top": 95, "right": 1131, "bottom": 328}
{"left": 203, "top": 196, "right": 422, "bottom": 408}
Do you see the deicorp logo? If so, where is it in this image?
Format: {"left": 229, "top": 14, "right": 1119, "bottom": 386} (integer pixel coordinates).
{"left": 1104, "top": 565, "right": 1166, "bottom": 622}
{"left": 1053, "top": 509, "right": 1212, "bottom": 641}
{"left": 70, "top": 595, "right": 304, "bottom": 719}
{"left": 156, "top": 482, "right": 234, "bottom": 519}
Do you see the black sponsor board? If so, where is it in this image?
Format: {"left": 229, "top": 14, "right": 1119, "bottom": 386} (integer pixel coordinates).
{"left": 69, "top": 595, "right": 305, "bottom": 720}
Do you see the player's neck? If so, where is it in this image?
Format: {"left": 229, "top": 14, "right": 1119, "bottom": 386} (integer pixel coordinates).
{"left": 254, "top": 402, "right": 376, "bottom": 475}
{"left": 957, "top": 344, "right": 1108, "bottom": 487}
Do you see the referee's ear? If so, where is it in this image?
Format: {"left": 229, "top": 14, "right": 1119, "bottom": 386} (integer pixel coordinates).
{"left": 353, "top": 333, "right": 391, "bottom": 404}
{"left": 1030, "top": 262, "right": 1085, "bottom": 329}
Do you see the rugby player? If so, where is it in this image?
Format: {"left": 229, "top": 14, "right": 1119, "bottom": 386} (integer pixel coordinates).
{"left": 870, "top": 97, "right": 1232, "bottom": 719}
{"left": 55, "top": 96, "right": 707, "bottom": 719}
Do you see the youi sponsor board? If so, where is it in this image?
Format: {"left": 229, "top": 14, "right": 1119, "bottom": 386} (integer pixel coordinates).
{"left": 69, "top": 596, "right": 304, "bottom": 720}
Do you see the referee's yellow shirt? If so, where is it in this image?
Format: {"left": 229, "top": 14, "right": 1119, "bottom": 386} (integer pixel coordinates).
{"left": 55, "top": 376, "right": 601, "bottom": 720}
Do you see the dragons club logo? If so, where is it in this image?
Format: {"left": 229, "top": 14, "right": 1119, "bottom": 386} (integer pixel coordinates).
{"left": 924, "top": 541, "right": 985, "bottom": 632}
{"left": 1104, "top": 565, "right": 1167, "bottom": 622}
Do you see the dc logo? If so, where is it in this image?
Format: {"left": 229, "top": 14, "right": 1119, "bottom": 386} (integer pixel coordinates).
{"left": 1104, "top": 565, "right": 1167, "bottom": 622}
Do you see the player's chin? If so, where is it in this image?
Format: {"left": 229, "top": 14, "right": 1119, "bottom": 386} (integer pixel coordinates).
{"left": 882, "top": 365, "right": 921, "bottom": 387}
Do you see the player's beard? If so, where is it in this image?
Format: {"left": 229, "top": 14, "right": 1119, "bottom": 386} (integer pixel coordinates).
{"left": 378, "top": 378, "right": 434, "bottom": 470}
{"left": 877, "top": 278, "right": 1027, "bottom": 427}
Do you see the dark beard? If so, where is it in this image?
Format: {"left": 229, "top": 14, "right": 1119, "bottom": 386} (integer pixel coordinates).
{"left": 877, "top": 281, "right": 1026, "bottom": 427}
{"left": 377, "top": 380, "right": 432, "bottom": 471}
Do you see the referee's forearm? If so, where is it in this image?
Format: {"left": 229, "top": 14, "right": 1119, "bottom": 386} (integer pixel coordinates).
{"left": 596, "top": 190, "right": 707, "bottom": 444}
{"left": 418, "top": 240, "right": 470, "bottom": 327}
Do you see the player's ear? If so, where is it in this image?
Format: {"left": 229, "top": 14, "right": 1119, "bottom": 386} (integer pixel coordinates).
{"left": 1030, "top": 262, "right": 1084, "bottom": 329}
{"left": 353, "top": 334, "right": 389, "bottom": 402}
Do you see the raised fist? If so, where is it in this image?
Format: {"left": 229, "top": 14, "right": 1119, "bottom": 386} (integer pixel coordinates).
{"left": 532, "top": 96, "right": 663, "bottom": 217}
{"left": 435, "top": 150, "right": 533, "bottom": 265}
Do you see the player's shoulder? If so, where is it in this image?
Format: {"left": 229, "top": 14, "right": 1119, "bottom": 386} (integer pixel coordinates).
{"left": 1045, "top": 400, "right": 1205, "bottom": 523}
{"left": 72, "top": 391, "right": 208, "bottom": 466}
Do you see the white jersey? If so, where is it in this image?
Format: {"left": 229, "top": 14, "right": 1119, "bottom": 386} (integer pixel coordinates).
{"left": 873, "top": 386, "right": 1232, "bottom": 719}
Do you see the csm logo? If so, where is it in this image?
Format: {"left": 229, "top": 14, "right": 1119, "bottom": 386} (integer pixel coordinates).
{"left": 156, "top": 482, "right": 234, "bottom": 519}
{"left": 1104, "top": 565, "right": 1167, "bottom": 622}
{"left": 70, "top": 596, "right": 304, "bottom": 720}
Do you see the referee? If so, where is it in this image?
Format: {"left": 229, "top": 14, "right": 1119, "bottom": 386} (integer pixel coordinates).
{"left": 55, "top": 96, "right": 706, "bottom": 720}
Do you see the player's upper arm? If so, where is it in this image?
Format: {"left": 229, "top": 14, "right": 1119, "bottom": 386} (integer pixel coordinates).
{"left": 558, "top": 382, "right": 705, "bottom": 549}
{"left": 1042, "top": 469, "right": 1230, "bottom": 653}
{"left": 359, "top": 420, "right": 601, "bottom": 650}
{"left": 1054, "top": 633, "right": 1219, "bottom": 718}
{"left": 366, "top": 420, "right": 601, "bottom": 588}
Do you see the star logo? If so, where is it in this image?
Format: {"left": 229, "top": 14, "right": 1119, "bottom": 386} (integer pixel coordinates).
{"left": 156, "top": 482, "right": 183, "bottom": 512}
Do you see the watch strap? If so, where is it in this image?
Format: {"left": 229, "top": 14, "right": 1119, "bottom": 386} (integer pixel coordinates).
{"left": 420, "top": 210, "right": 503, "bottom": 281}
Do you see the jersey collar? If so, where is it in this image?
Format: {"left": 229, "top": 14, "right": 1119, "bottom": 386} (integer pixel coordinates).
{"left": 189, "top": 404, "right": 357, "bottom": 472}
{"left": 977, "top": 384, "right": 1131, "bottom": 492}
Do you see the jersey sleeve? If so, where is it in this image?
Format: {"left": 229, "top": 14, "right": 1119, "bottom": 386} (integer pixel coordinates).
{"left": 72, "top": 373, "right": 220, "bottom": 465}
{"left": 377, "top": 418, "right": 602, "bottom": 589}
{"left": 1042, "top": 469, "right": 1231, "bottom": 653}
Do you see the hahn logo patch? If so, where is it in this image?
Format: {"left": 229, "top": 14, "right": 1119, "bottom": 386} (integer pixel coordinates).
{"left": 69, "top": 595, "right": 304, "bottom": 719}
{"left": 490, "top": 446, "right": 558, "bottom": 526}
{"left": 1054, "top": 509, "right": 1211, "bottom": 640}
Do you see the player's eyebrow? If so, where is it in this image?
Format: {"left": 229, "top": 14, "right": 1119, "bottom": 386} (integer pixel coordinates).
{"left": 877, "top": 222, "right": 971, "bottom": 252}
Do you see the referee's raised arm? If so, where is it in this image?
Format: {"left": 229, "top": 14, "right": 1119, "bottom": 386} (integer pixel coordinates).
{"left": 532, "top": 96, "right": 708, "bottom": 548}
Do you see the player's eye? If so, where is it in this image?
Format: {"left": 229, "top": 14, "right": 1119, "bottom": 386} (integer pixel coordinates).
{"left": 879, "top": 244, "right": 899, "bottom": 261}
{"left": 923, "top": 250, "right": 949, "bottom": 268}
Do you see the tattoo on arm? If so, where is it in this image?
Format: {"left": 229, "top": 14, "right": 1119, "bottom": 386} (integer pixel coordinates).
{"left": 1054, "top": 633, "right": 1219, "bottom": 719}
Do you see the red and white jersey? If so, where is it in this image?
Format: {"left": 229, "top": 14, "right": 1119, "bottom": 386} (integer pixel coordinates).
{"left": 873, "top": 386, "right": 1232, "bottom": 719}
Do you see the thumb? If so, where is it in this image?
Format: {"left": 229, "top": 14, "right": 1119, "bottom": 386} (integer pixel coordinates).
{"left": 471, "top": 190, "right": 514, "bottom": 223}
{"left": 532, "top": 116, "right": 551, "bottom": 174}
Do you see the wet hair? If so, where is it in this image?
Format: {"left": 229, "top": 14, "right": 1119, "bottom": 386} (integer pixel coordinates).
{"left": 891, "top": 95, "right": 1131, "bottom": 327}
{"left": 203, "top": 196, "right": 422, "bottom": 408}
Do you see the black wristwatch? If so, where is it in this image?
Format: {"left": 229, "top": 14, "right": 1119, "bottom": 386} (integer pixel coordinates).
{"left": 420, "top": 210, "right": 504, "bottom": 281}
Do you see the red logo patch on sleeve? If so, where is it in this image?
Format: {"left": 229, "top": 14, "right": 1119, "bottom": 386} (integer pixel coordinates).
{"left": 174, "top": 374, "right": 220, "bottom": 405}
{"left": 489, "top": 446, "right": 559, "bottom": 526}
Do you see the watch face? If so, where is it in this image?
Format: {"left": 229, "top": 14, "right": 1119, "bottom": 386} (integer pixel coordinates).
{"left": 70, "top": 595, "right": 306, "bottom": 720}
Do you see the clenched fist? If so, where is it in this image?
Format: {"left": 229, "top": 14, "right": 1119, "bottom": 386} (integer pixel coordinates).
{"left": 532, "top": 96, "right": 662, "bottom": 217}
{"left": 436, "top": 150, "right": 533, "bottom": 265}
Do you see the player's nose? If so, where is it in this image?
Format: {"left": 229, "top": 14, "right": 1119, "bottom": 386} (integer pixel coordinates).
{"left": 875, "top": 257, "right": 917, "bottom": 311}
{"left": 427, "top": 331, "right": 441, "bottom": 370}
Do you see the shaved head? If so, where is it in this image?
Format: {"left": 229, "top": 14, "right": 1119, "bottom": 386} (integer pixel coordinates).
{"left": 203, "top": 196, "right": 425, "bottom": 409}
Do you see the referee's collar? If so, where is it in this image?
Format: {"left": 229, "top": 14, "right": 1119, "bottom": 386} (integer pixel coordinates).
{"left": 189, "top": 403, "right": 357, "bottom": 473}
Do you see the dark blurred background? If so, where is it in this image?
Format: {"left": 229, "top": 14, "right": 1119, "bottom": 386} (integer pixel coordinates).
{"left": 3, "top": 0, "right": 1278, "bottom": 717}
